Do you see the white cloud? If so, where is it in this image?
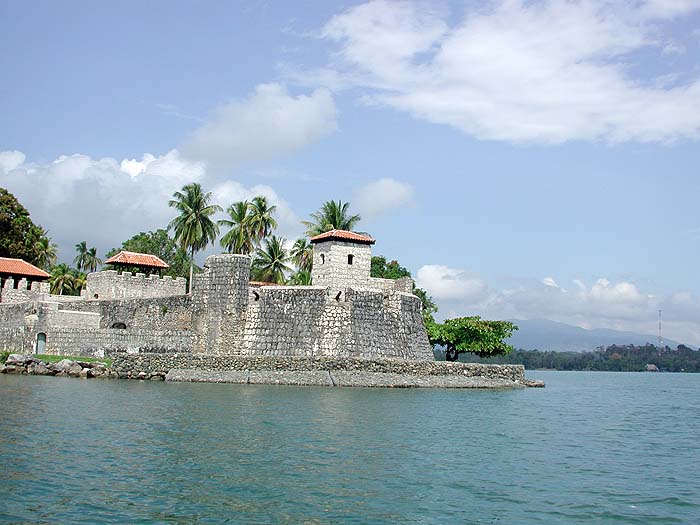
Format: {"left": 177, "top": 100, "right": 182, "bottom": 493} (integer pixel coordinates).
{"left": 302, "top": 0, "right": 700, "bottom": 143}
{"left": 0, "top": 150, "right": 26, "bottom": 173}
{"left": 417, "top": 262, "right": 700, "bottom": 345}
{"left": 181, "top": 83, "right": 337, "bottom": 167}
{"left": 354, "top": 178, "right": 414, "bottom": 220}
{"left": 416, "top": 264, "right": 488, "bottom": 301}
{"left": 0, "top": 149, "right": 303, "bottom": 262}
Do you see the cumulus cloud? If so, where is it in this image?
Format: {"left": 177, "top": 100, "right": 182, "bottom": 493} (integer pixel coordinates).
{"left": 0, "top": 149, "right": 302, "bottom": 262}
{"left": 417, "top": 262, "right": 700, "bottom": 345}
{"left": 181, "top": 83, "right": 337, "bottom": 167}
{"left": 353, "top": 178, "right": 414, "bottom": 220}
{"left": 300, "top": 0, "right": 700, "bottom": 143}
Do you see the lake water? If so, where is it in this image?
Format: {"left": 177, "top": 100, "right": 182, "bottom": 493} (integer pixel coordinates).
{"left": 1, "top": 371, "right": 699, "bottom": 524}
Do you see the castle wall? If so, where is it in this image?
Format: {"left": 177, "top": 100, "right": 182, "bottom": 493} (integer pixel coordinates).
{"left": 39, "top": 328, "right": 194, "bottom": 357}
{"left": 0, "top": 278, "right": 50, "bottom": 304}
{"left": 85, "top": 270, "right": 186, "bottom": 300}
{"left": 368, "top": 276, "right": 414, "bottom": 295}
{"left": 191, "top": 255, "right": 250, "bottom": 354}
{"left": 59, "top": 295, "right": 192, "bottom": 331}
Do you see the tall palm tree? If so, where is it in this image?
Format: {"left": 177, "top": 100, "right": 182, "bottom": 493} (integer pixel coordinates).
{"left": 85, "top": 247, "right": 102, "bottom": 273}
{"left": 302, "top": 200, "right": 361, "bottom": 237}
{"left": 50, "top": 264, "right": 75, "bottom": 295}
{"left": 251, "top": 236, "right": 291, "bottom": 284}
{"left": 246, "top": 195, "right": 278, "bottom": 245}
{"left": 219, "top": 201, "right": 254, "bottom": 254}
{"left": 34, "top": 237, "right": 58, "bottom": 271}
{"left": 72, "top": 271, "right": 87, "bottom": 295}
{"left": 168, "top": 183, "right": 222, "bottom": 289}
{"left": 290, "top": 238, "right": 313, "bottom": 273}
{"left": 73, "top": 241, "right": 89, "bottom": 271}
{"left": 288, "top": 270, "right": 311, "bottom": 285}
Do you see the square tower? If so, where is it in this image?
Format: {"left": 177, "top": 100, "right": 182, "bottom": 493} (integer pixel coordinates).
{"left": 310, "top": 230, "right": 375, "bottom": 290}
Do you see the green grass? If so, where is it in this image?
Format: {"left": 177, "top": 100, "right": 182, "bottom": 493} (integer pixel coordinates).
{"left": 1, "top": 352, "right": 112, "bottom": 366}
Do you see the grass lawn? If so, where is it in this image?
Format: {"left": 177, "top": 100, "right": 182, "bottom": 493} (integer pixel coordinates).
{"left": 1, "top": 352, "right": 112, "bottom": 367}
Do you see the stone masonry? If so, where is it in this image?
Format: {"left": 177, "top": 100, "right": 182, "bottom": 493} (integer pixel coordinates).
{"left": 0, "top": 232, "right": 434, "bottom": 361}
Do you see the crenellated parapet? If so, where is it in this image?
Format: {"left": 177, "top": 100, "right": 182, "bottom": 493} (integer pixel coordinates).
{"left": 85, "top": 270, "right": 186, "bottom": 300}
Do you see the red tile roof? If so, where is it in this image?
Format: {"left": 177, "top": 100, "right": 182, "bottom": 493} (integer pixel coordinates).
{"left": 0, "top": 257, "right": 50, "bottom": 279}
{"left": 309, "top": 229, "right": 375, "bottom": 245}
{"left": 105, "top": 250, "right": 169, "bottom": 269}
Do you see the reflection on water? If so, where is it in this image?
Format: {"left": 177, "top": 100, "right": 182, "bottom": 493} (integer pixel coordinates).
{"left": 0, "top": 372, "right": 699, "bottom": 524}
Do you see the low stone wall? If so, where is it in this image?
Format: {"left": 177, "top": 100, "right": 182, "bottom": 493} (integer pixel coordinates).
{"left": 42, "top": 328, "right": 195, "bottom": 357}
{"left": 112, "top": 353, "right": 525, "bottom": 381}
{"left": 86, "top": 270, "right": 186, "bottom": 300}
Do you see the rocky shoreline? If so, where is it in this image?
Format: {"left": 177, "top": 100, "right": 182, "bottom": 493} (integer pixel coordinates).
{"left": 1, "top": 353, "right": 544, "bottom": 388}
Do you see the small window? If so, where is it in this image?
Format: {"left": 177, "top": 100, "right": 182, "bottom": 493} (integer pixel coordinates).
{"left": 320, "top": 254, "right": 325, "bottom": 264}
{"left": 348, "top": 254, "right": 354, "bottom": 265}
{"left": 112, "top": 322, "right": 127, "bottom": 329}
{"left": 93, "top": 294, "right": 99, "bottom": 299}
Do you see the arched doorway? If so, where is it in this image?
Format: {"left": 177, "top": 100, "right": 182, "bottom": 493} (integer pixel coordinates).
{"left": 112, "top": 322, "right": 127, "bottom": 329}
{"left": 36, "top": 333, "right": 46, "bottom": 354}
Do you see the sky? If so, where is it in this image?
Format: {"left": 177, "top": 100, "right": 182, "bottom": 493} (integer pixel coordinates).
{"left": 1, "top": 0, "right": 699, "bottom": 344}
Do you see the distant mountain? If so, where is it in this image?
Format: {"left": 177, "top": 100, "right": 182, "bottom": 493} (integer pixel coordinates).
{"left": 506, "top": 318, "right": 690, "bottom": 352}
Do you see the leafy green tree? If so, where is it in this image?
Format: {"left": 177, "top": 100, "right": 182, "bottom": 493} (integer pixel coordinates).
{"left": 370, "top": 255, "right": 437, "bottom": 324}
{"left": 168, "top": 183, "right": 222, "bottom": 288}
{"left": 85, "top": 247, "right": 102, "bottom": 273}
{"left": 246, "top": 196, "right": 277, "bottom": 245}
{"left": 290, "top": 238, "right": 313, "bottom": 273}
{"left": 0, "top": 187, "right": 50, "bottom": 265}
{"left": 33, "top": 236, "right": 58, "bottom": 270}
{"left": 106, "top": 229, "right": 192, "bottom": 279}
{"left": 251, "top": 236, "right": 291, "bottom": 284}
{"left": 303, "top": 200, "right": 361, "bottom": 237}
{"left": 219, "top": 201, "right": 254, "bottom": 254}
{"left": 427, "top": 316, "right": 518, "bottom": 361}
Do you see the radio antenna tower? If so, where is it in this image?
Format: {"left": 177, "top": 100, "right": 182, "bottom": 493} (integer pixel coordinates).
{"left": 658, "top": 309, "right": 663, "bottom": 354}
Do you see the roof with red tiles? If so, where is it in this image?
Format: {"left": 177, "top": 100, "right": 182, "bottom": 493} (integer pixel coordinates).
{"left": 0, "top": 257, "right": 50, "bottom": 279}
{"left": 105, "top": 250, "right": 169, "bottom": 269}
{"left": 309, "top": 229, "right": 375, "bottom": 245}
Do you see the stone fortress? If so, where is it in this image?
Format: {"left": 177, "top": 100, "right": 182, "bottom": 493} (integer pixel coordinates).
{"left": 0, "top": 230, "right": 433, "bottom": 361}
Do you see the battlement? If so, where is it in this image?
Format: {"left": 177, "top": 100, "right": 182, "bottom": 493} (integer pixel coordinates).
{"left": 0, "top": 278, "right": 50, "bottom": 304}
{"left": 85, "top": 270, "right": 186, "bottom": 300}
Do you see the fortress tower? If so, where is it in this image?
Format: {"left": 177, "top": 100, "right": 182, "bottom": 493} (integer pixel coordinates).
{"left": 310, "top": 230, "right": 375, "bottom": 291}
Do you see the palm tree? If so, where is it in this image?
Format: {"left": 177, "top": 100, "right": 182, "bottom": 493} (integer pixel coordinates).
{"left": 72, "top": 271, "right": 87, "bottom": 295}
{"left": 34, "top": 237, "right": 58, "bottom": 270}
{"left": 251, "top": 236, "right": 291, "bottom": 284}
{"left": 50, "top": 264, "right": 75, "bottom": 295}
{"left": 246, "top": 196, "right": 277, "bottom": 245}
{"left": 85, "top": 247, "right": 102, "bottom": 273}
{"left": 219, "top": 201, "right": 254, "bottom": 254}
{"left": 302, "top": 200, "right": 361, "bottom": 237}
{"left": 288, "top": 270, "right": 311, "bottom": 285}
{"left": 168, "top": 183, "right": 222, "bottom": 289}
{"left": 73, "top": 241, "right": 89, "bottom": 271}
{"left": 290, "top": 238, "right": 313, "bottom": 273}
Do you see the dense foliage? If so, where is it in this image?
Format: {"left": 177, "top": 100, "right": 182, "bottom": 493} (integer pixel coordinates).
{"left": 370, "top": 255, "right": 437, "bottom": 324}
{"left": 0, "top": 187, "right": 52, "bottom": 266}
{"left": 302, "top": 200, "right": 361, "bottom": 237}
{"left": 427, "top": 316, "right": 518, "bottom": 358}
{"left": 460, "top": 344, "right": 700, "bottom": 372}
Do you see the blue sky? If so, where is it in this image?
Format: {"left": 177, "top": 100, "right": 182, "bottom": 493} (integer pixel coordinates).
{"left": 1, "top": 0, "right": 699, "bottom": 344}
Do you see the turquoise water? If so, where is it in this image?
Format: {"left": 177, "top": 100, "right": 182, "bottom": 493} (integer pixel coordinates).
{"left": 1, "top": 372, "right": 699, "bottom": 524}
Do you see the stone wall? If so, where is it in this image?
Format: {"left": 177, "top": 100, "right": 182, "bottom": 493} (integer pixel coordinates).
{"left": 368, "top": 276, "right": 414, "bottom": 294}
{"left": 85, "top": 270, "right": 186, "bottom": 300}
{"left": 40, "top": 328, "right": 194, "bottom": 357}
{"left": 59, "top": 295, "right": 192, "bottom": 330}
{"left": 0, "top": 279, "right": 49, "bottom": 304}
{"left": 111, "top": 353, "right": 525, "bottom": 381}
{"left": 191, "top": 255, "right": 250, "bottom": 354}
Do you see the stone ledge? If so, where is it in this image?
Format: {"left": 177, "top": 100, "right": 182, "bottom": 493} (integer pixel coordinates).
{"left": 163, "top": 368, "right": 530, "bottom": 388}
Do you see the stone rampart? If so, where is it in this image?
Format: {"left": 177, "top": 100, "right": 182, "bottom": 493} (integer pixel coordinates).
{"left": 59, "top": 295, "right": 192, "bottom": 331}
{"left": 368, "top": 276, "right": 414, "bottom": 294}
{"left": 40, "top": 328, "right": 194, "bottom": 357}
{"left": 85, "top": 270, "right": 186, "bottom": 300}
{"left": 111, "top": 353, "right": 525, "bottom": 382}
{"left": 0, "top": 279, "right": 50, "bottom": 304}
